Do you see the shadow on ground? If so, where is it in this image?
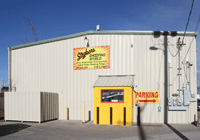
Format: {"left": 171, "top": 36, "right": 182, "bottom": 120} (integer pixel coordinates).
{"left": 165, "top": 123, "right": 189, "bottom": 140}
{"left": 138, "top": 125, "right": 146, "bottom": 140}
{"left": 0, "top": 123, "right": 31, "bottom": 137}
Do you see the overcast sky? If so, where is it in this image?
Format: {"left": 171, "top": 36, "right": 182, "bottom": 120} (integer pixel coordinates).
{"left": 0, "top": 0, "right": 200, "bottom": 87}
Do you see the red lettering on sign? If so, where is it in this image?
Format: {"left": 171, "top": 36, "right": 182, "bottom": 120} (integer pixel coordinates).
{"left": 146, "top": 92, "right": 149, "bottom": 98}
{"left": 151, "top": 92, "right": 154, "bottom": 98}
{"left": 139, "top": 92, "right": 141, "bottom": 98}
{"left": 155, "top": 92, "right": 158, "bottom": 98}
{"left": 142, "top": 92, "right": 145, "bottom": 98}
{"left": 135, "top": 92, "right": 138, "bottom": 98}
{"left": 135, "top": 91, "right": 159, "bottom": 99}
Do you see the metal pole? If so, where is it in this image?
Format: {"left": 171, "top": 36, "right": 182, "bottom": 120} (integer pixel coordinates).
{"left": 164, "top": 34, "right": 168, "bottom": 124}
{"left": 178, "top": 46, "right": 181, "bottom": 97}
{"left": 168, "top": 60, "right": 170, "bottom": 97}
{"left": 186, "top": 61, "right": 188, "bottom": 89}
{"left": 8, "top": 47, "right": 11, "bottom": 92}
{"left": 189, "top": 65, "right": 191, "bottom": 90}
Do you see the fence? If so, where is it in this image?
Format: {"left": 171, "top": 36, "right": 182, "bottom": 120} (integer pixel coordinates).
{"left": 4, "top": 91, "right": 58, "bottom": 123}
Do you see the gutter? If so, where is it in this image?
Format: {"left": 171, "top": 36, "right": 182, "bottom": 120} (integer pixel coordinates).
{"left": 10, "top": 30, "right": 198, "bottom": 51}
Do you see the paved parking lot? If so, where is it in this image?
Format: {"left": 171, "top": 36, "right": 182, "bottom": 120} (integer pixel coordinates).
{"left": 0, "top": 119, "right": 200, "bottom": 140}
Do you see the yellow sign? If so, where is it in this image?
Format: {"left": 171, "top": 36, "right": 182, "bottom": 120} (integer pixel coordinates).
{"left": 73, "top": 46, "right": 110, "bottom": 70}
{"left": 133, "top": 91, "right": 160, "bottom": 104}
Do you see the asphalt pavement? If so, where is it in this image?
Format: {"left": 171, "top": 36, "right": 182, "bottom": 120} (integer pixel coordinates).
{"left": 0, "top": 119, "right": 200, "bottom": 140}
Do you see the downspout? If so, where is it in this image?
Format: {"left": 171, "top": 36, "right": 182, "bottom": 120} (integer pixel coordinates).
{"left": 189, "top": 64, "right": 191, "bottom": 90}
{"left": 8, "top": 47, "right": 12, "bottom": 92}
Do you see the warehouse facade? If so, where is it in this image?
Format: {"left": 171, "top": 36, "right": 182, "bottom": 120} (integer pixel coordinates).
{"left": 7, "top": 30, "right": 197, "bottom": 124}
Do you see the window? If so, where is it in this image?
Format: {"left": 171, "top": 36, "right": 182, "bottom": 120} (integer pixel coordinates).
{"left": 101, "top": 90, "right": 124, "bottom": 103}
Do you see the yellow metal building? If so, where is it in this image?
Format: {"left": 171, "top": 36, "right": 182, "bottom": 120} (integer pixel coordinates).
{"left": 93, "top": 75, "right": 134, "bottom": 126}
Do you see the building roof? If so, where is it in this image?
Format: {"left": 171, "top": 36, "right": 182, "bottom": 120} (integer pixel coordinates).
{"left": 94, "top": 75, "right": 134, "bottom": 87}
{"left": 10, "top": 30, "right": 197, "bottom": 50}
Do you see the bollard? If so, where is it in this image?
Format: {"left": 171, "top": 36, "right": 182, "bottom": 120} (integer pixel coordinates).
{"left": 82, "top": 103, "right": 85, "bottom": 124}
{"left": 124, "top": 107, "right": 126, "bottom": 126}
{"left": 137, "top": 106, "right": 140, "bottom": 126}
{"left": 88, "top": 111, "right": 91, "bottom": 121}
{"left": 97, "top": 107, "right": 99, "bottom": 124}
{"left": 194, "top": 114, "right": 196, "bottom": 122}
{"left": 66, "top": 107, "right": 69, "bottom": 120}
{"left": 110, "top": 107, "right": 112, "bottom": 125}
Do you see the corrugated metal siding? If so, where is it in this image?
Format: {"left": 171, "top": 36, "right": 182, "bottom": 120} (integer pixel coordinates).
{"left": 5, "top": 92, "right": 40, "bottom": 122}
{"left": 11, "top": 34, "right": 197, "bottom": 124}
{"left": 41, "top": 92, "right": 59, "bottom": 122}
{"left": 167, "top": 36, "right": 197, "bottom": 123}
{"left": 94, "top": 75, "right": 134, "bottom": 87}
{"left": 4, "top": 92, "right": 58, "bottom": 122}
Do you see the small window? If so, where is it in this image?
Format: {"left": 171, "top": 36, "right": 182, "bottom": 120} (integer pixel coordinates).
{"left": 101, "top": 90, "right": 124, "bottom": 103}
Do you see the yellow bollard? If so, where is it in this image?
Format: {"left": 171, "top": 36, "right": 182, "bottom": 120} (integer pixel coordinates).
{"left": 82, "top": 102, "right": 85, "bottom": 124}
{"left": 66, "top": 107, "right": 68, "bottom": 120}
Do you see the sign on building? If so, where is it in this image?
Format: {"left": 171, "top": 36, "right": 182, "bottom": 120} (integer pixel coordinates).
{"left": 73, "top": 45, "right": 110, "bottom": 70}
{"left": 134, "top": 91, "right": 160, "bottom": 104}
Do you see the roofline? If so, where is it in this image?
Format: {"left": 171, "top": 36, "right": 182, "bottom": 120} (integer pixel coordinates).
{"left": 10, "top": 30, "right": 198, "bottom": 50}
{"left": 98, "top": 75, "right": 135, "bottom": 77}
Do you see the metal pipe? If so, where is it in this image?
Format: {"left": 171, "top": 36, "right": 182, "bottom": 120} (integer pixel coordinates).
{"left": 189, "top": 65, "right": 191, "bottom": 90}
{"left": 186, "top": 61, "right": 188, "bottom": 89}
{"left": 178, "top": 46, "right": 180, "bottom": 97}
{"left": 8, "top": 47, "right": 11, "bottom": 92}
{"left": 168, "top": 60, "right": 170, "bottom": 97}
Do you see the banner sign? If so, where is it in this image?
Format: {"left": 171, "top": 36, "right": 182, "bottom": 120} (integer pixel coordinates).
{"left": 133, "top": 91, "right": 160, "bottom": 104}
{"left": 73, "top": 45, "right": 110, "bottom": 70}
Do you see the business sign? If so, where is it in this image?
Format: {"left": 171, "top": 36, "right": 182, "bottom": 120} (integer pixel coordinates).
{"left": 133, "top": 91, "right": 160, "bottom": 104}
{"left": 73, "top": 45, "right": 110, "bottom": 70}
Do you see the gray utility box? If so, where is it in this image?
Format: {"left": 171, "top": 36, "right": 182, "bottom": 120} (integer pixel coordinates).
{"left": 184, "top": 89, "right": 190, "bottom": 106}
{"left": 168, "top": 97, "right": 172, "bottom": 106}
{"left": 177, "top": 97, "right": 182, "bottom": 106}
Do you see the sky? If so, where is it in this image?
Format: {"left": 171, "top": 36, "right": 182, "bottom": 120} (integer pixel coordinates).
{"left": 0, "top": 0, "right": 200, "bottom": 87}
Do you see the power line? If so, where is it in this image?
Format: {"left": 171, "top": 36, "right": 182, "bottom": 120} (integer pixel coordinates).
{"left": 169, "top": 0, "right": 195, "bottom": 58}
{"left": 182, "top": 0, "right": 195, "bottom": 43}
{"left": 168, "top": 43, "right": 179, "bottom": 57}
{"left": 182, "top": 14, "right": 200, "bottom": 62}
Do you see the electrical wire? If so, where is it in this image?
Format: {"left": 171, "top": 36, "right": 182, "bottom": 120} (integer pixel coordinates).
{"left": 182, "top": 62, "right": 188, "bottom": 86}
{"left": 182, "top": 14, "right": 200, "bottom": 62}
{"left": 182, "top": 0, "right": 195, "bottom": 43}
{"left": 169, "top": 0, "right": 195, "bottom": 58}
{"left": 168, "top": 43, "right": 179, "bottom": 57}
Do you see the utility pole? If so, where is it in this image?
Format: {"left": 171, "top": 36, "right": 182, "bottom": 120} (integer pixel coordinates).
{"left": 164, "top": 32, "right": 168, "bottom": 124}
